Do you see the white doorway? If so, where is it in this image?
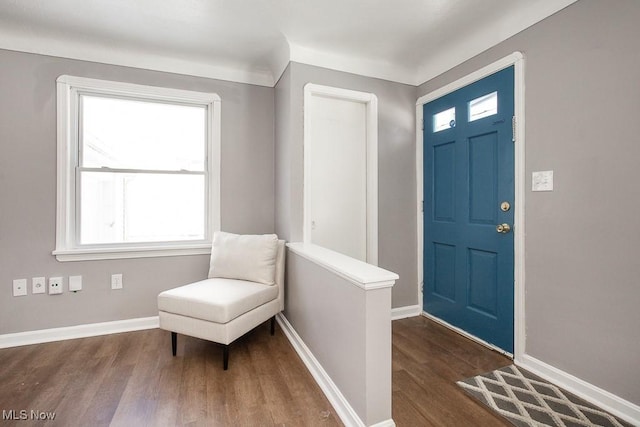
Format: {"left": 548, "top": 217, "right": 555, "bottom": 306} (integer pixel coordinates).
{"left": 303, "top": 84, "right": 378, "bottom": 264}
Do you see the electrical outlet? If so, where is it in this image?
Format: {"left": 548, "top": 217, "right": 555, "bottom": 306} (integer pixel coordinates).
{"left": 69, "top": 275, "right": 82, "bottom": 292}
{"left": 13, "top": 279, "right": 27, "bottom": 297}
{"left": 111, "top": 274, "right": 123, "bottom": 290}
{"left": 49, "top": 277, "right": 63, "bottom": 295}
{"left": 33, "top": 277, "right": 46, "bottom": 294}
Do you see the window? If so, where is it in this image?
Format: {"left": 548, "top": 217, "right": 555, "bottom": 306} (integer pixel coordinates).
{"left": 54, "top": 76, "right": 220, "bottom": 261}
{"left": 468, "top": 91, "right": 498, "bottom": 122}
{"left": 433, "top": 107, "right": 456, "bottom": 132}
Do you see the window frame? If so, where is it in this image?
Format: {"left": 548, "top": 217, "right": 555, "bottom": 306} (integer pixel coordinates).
{"left": 54, "top": 75, "right": 221, "bottom": 262}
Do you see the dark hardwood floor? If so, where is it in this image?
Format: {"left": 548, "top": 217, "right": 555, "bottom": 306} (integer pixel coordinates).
{"left": 0, "top": 316, "right": 511, "bottom": 426}
{"left": 392, "top": 316, "right": 512, "bottom": 426}
{"left": 0, "top": 323, "right": 340, "bottom": 427}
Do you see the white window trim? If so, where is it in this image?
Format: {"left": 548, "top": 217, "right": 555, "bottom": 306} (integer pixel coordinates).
{"left": 53, "top": 75, "right": 221, "bottom": 262}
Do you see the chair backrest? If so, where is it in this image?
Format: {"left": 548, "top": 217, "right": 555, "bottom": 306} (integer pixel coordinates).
{"left": 274, "top": 240, "right": 286, "bottom": 311}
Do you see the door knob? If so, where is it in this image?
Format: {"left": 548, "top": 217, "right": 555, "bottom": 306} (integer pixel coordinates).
{"left": 496, "top": 223, "right": 512, "bottom": 234}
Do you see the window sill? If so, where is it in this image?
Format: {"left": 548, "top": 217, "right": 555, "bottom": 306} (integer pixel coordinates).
{"left": 53, "top": 244, "right": 212, "bottom": 262}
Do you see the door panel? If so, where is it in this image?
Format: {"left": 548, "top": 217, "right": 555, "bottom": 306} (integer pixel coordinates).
{"left": 433, "top": 142, "right": 456, "bottom": 222}
{"left": 423, "top": 66, "right": 515, "bottom": 352}
{"left": 468, "top": 248, "right": 498, "bottom": 318}
{"left": 433, "top": 243, "right": 456, "bottom": 302}
{"left": 469, "top": 132, "right": 498, "bottom": 224}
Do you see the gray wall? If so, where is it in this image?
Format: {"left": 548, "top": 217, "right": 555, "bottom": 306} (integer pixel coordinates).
{"left": 418, "top": 0, "right": 640, "bottom": 404}
{"left": 275, "top": 62, "right": 417, "bottom": 308}
{"left": 0, "top": 49, "right": 275, "bottom": 334}
{"left": 274, "top": 64, "right": 293, "bottom": 242}
{"left": 285, "top": 250, "right": 393, "bottom": 425}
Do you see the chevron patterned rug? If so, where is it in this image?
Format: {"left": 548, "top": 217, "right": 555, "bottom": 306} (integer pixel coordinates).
{"left": 457, "top": 365, "right": 632, "bottom": 427}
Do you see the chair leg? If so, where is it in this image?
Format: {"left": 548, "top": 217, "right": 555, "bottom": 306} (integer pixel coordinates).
{"left": 223, "top": 345, "right": 229, "bottom": 370}
{"left": 171, "top": 332, "right": 177, "bottom": 356}
{"left": 270, "top": 316, "right": 276, "bottom": 336}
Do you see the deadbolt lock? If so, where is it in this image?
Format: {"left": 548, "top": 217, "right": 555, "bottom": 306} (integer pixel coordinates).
{"left": 500, "top": 201, "right": 511, "bottom": 212}
{"left": 496, "top": 223, "right": 512, "bottom": 234}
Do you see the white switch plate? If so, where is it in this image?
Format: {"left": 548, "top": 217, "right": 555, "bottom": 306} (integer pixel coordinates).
{"left": 32, "top": 277, "right": 46, "bottom": 294}
{"left": 49, "top": 277, "right": 63, "bottom": 295}
{"left": 69, "top": 275, "right": 82, "bottom": 292}
{"left": 13, "top": 279, "right": 27, "bottom": 297}
{"left": 532, "top": 170, "right": 554, "bottom": 192}
{"left": 111, "top": 274, "right": 123, "bottom": 290}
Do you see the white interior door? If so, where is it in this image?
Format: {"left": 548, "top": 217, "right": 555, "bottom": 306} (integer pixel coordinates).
{"left": 307, "top": 94, "right": 368, "bottom": 261}
{"left": 304, "top": 84, "right": 378, "bottom": 264}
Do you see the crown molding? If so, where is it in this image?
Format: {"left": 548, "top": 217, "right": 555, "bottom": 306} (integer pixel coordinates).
{"left": 288, "top": 43, "right": 416, "bottom": 86}
{"left": 0, "top": 0, "right": 579, "bottom": 88}
{"left": 0, "top": 29, "right": 275, "bottom": 87}
{"left": 413, "top": 0, "right": 578, "bottom": 86}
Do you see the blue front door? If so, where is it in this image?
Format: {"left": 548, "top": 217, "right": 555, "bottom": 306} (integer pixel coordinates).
{"left": 423, "top": 66, "right": 515, "bottom": 353}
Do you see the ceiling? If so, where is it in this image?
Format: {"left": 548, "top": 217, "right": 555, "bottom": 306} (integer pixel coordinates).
{"left": 0, "top": 0, "right": 578, "bottom": 86}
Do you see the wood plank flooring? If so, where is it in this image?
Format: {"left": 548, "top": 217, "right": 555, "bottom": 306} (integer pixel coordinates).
{"left": 0, "top": 316, "right": 511, "bottom": 426}
{"left": 0, "top": 323, "right": 339, "bottom": 427}
{"left": 392, "top": 316, "right": 512, "bottom": 426}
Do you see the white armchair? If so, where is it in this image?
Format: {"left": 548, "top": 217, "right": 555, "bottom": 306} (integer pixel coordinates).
{"left": 158, "top": 232, "right": 285, "bottom": 370}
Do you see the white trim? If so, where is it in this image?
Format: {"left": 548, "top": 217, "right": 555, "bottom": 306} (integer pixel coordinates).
{"left": 57, "top": 75, "right": 222, "bottom": 102}
{"left": 0, "top": 32, "right": 274, "bottom": 87}
{"left": 287, "top": 243, "right": 397, "bottom": 291}
{"left": 391, "top": 305, "right": 422, "bottom": 321}
{"left": 415, "top": 52, "right": 526, "bottom": 358}
{"left": 512, "top": 55, "right": 527, "bottom": 360}
{"left": 413, "top": 1, "right": 577, "bottom": 86}
{"left": 303, "top": 83, "right": 379, "bottom": 266}
{"left": 54, "top": 75, "right": 221, "bottom": 262}
{"left": 52, "top": 244, "right": 211, "bottom": 262}
{"left": 518, "top": 355, "right": 640, "bottom": 426}
{"left": 367, "top": 420, "right": 396, "bottom": 427}
{"left": 290, "top": 43, "right": 415, "bottom": 86}
{"left": 0, "top": 1, "right": 575, "bottom": 88}
{"left": 0, "top": 316, "right": 159, "bottom": 349}
{"left": 416, "top": 53, "right": 523, "bottom": 106}
{"left": 276, "top": 313, "right": 395, "bottom": 427}
{"left": 422, "top": 312, "right": 512, "bottom": 358}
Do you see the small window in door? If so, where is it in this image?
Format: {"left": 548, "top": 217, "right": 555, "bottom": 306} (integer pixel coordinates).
{"left": 468, "top": 91, "right": 498, "bottom": 122}
{"left": 433, "top": 107, "right": 456, "bottom": 132}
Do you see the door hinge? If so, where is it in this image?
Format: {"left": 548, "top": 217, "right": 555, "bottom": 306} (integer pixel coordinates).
{"left": 421, "top": 118, "right": 424, "bottom": 131}
{"left": 512, "top": 115, "right": 517, "bottom": 142}
{"left": 421, "top": 200, "right": 424, "bottom": 212}
{"left": 421, "top": 282, "right": 424, "bottom": 293}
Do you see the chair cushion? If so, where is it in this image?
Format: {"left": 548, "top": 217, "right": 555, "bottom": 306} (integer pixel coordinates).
{"left": 208, "top": 231, "right": 279, "bottom": 285}
{"left": 158, "top": 278, "right": 279, "bottom": 324}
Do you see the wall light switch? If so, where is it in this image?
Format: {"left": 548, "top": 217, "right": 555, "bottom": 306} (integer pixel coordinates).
{"left": 32, "top": 277, "right": 46, "bottom": 294}
{"left": 111, "top": 274, "right": 123, "bottom": 290}
{"left": 69, "top": 275, "right": 82, "bottom": 292}
{"left": 532, "top": 170, "right": 554, "bottom": 192}
{"left": 49, "top": 277, "right": 63, "bottom": 295}
{"left": 13, "top": 279, "right": 27, "bottom": 297}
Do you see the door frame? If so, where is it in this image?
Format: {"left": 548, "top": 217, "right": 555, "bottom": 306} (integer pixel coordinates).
{"left": 416, "top": 52, "right": 525, "bottom": 360}
{"left": 303, "top": 83, "right": 379, "bottom": 265}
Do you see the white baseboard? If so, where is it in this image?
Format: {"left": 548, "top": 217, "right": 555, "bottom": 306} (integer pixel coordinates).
{"left": 391, "top": 304, "right": 421, "bottom": 320}
{"left": 369, "top": 419, "right": 396, "bottom": 427}
{"left": 368, "top": 420, "right": 396, "bottom": 427}
{"left": 517, "top": 354, "right": 640, "bottom": 425}
{"left": 276, "top": 313, "right": 395, "bottom": 427}
{"left": 0, "top": 316, "right": 159, "bottom": 349}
